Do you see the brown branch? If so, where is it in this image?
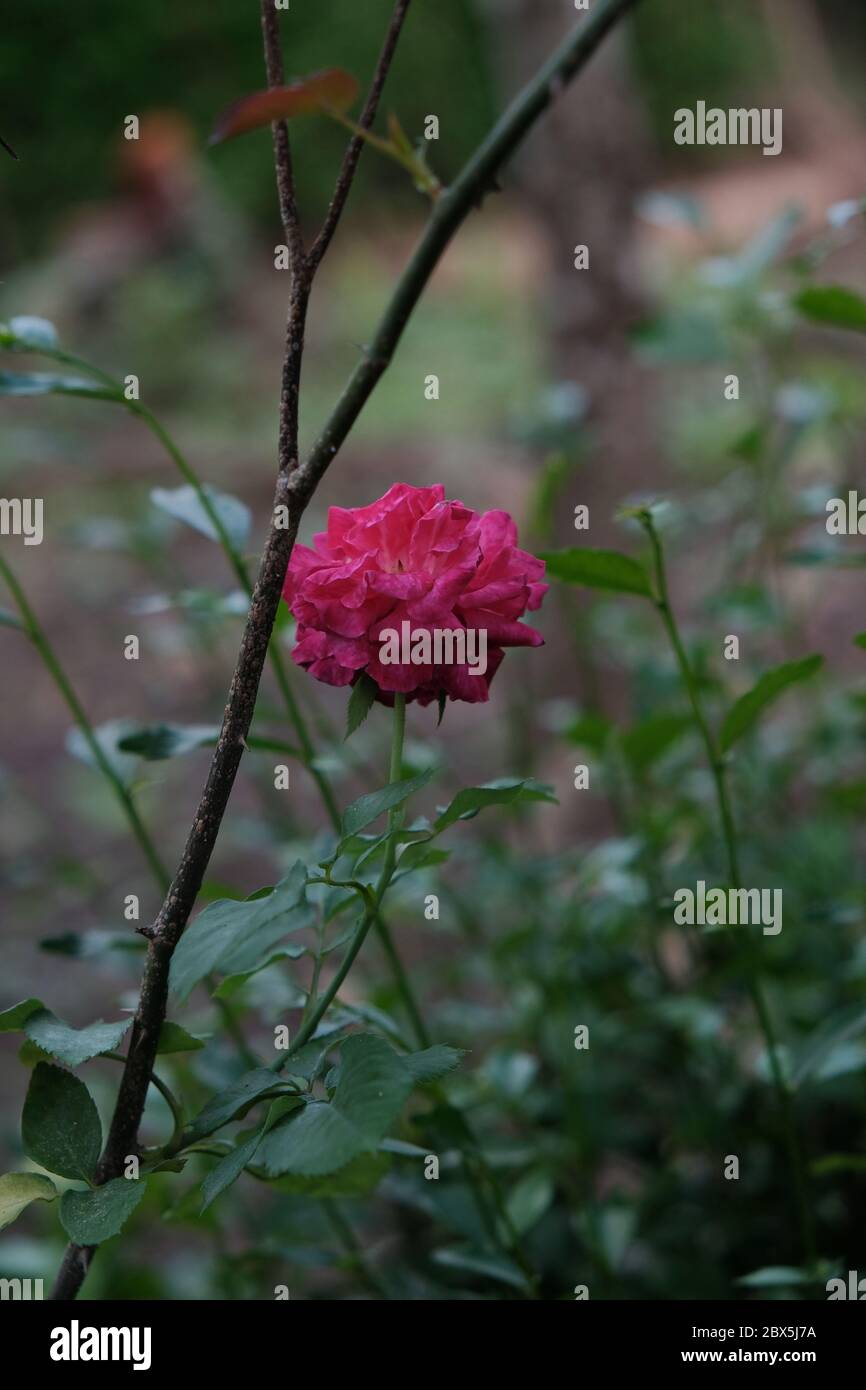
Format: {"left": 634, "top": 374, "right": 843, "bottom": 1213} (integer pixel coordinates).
{"left": 261, "top": 0, "right": 305, "bottom": 269}
{"left": 49, "top": 0, "right": 641, "bottom": 1300}
{"left": 308, "top": 0, "right": 414, "bottom": 272}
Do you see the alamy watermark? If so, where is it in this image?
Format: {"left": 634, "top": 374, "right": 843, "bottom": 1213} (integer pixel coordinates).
{"left": 674, "top": 101, "right": 783, "bottom": 157}
{"left": 673, "top": 880, "right": 782, "bottom": 935}
{"left": 378, "top": 620, "right": 487, "bottom": 676}
{"left": 0, "top": 497, "right": 43, "bottom": 545}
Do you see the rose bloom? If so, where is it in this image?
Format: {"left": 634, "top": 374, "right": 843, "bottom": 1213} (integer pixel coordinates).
{"left": 282, "top": 482, "right": 547, "bottom": 705}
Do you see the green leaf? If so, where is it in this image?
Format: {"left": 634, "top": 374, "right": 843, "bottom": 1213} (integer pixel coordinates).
{"left": 170, "top": 862, "right": 310, "bottom": 1002}
{"left": 201, "top": 1122, "right": 274, "bottom": 1212}
{"left": 564, "top": 712, "right": 612, "bottom": 751}
{"left": 621, "top": 712, "right": 692, "bottom": 772}
{"left": 157, "top": 1021, "right": 206, "bottom": 1055}
{"left": 394, "top": 842, "right": 450, "bottom": 876}
{"left": 269, "top": 1151, "right": 389, "bottom": 1198}
{"left": 3, "top": 315, "right": 59, "bottom": 351}
{"left": 21, "top": 1063, "right": 102, "bottom": 1181}
{"left": 211, "top": 946, "right": 306, "bottom": 1000}
{"left": 65, "top": 718, "right": 144, "bottom": 785}
{"left": 117, "top": 723, "right": 220, "bottom": 760}
{"left": 345, "top": 673, "right": 378, "bottom": 740}
{"left": 540, "top": 547, "right": 652, "bottom": 597}
{"left": 433, "top": 778, "right": 556, "bottom": 832}
{"left": 23, "top": 1010, "right": 131, "bottom": 1068}
{"left": 59, "top": 1178, "right": 146, "bottom": 1243}
{"left": 402, "top": 1045, "right": 464, "bottom": 1084}
{"left": 151, "top": 484, "right": 251, "bottom": 550}
{"left": 795, "top": 285, "right": 866, "bottom": 333}
{"left": 256, "top": 1034, "right": 414, "bottom": 1178}
{"left": 340, "top": 768, "right": 435, "bottom": 840}
{"left": 431, "top": 1245, "right": 529, "bottom": 1292}
{"left": 0, "top": 998, "right": 44, "bottom": 1032}
{"left": 791, "top": 1003, "right": 866, "bottom": 1089}
{"left": 0, "top": 1172, "right": 57, "bottom": 1231}
{"left": 854, "top": 633, "right": 866, "bottom": 651}
{"left": 505, "top": 1169, "right": 554, "bottom": 1236}
{"left": 720, "top": 654, "right": 823, "bottom": 752}
{"left": 0, "top": 370, "right": 121, "bottom": 400}
{"left": 185, "top": 1068, "right": 287, "bottom": 1145}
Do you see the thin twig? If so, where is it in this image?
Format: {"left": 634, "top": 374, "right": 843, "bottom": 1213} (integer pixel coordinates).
{"left": 308, "top": 0, "right": 414, "bottom": 271}
{"left": 294, "top": 0, "right": 641, "bottom": 503}
{"left": 260, "top": 0, "right": 305, "bottom": 269}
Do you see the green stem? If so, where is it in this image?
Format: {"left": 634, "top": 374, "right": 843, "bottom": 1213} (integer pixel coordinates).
{"left": 640, "top": 511, "right": 816, "bottom": 1268}
{"left": 104, "top": 1051, "right": 184, "bottom": 1153}
{"left": 282, "top": 696, "right": 411, "bottom": 1059}
{"left": 0, "top": 551, "right": 170, "bottom": 892}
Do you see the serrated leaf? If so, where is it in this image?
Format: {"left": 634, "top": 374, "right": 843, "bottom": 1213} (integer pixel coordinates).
{"left": 59, "top": 1178, "right": 146, "bottom": 1243}
{"left": 151, "top": 484, "right": 251, "bottom": 551}
{"left": 23, "top": 1010, "right": 131, "bottom": 1068}
{"left": 540, "top": 547, "right": 652, "bottom": 597}
{"left": 210, "top": 69, "right": 360, "bottom": 145}
{"left": 269, "top": 1150, "right": 389, "bottom": 1198}
{"left": 117, "top": 723, "right": 220, "bottom": 760}
{"left": 0, "top": 998, "right": 43, "bottom": 1032}
{"left": 170, "top": 862, "right": 309, "bottom": 1002}
{"left": 256, "top": 1034, "right": 414, "bottom": 1178}
{"left": 345, "top": 673, "right": 378, "bottom": 740}
{"left": 22, "top": 1064, "right": 102, "bottom": 1181}
{"left": 157, "top": 1021, "right": 206, "bottom": 1055}
{"left": 795, "top": 285, "right": 866, "bottom": 333}
{"left": 433, "top": 778, "right": 556, "bottom": 832}
{"left": 720, "top": 654, "right": 823, "bottom": 752}
{"left": 0, "top": 1172, "right": 57, "bottom": 1231}
{"left": 340, "top": 768, "right": 435, "bottom": 841}
{"left": 402, "top": 1045, "right": 464, "bottom": 1084}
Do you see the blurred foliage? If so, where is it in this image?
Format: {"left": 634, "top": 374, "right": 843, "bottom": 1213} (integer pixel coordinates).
{"left": 3, "top": 190, "right": 866, "bottom": 1299}
{"left": 0, "top": 0, "right": 493, "bottom": 264}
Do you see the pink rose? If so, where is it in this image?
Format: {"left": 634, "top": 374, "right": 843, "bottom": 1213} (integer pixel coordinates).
{"left": 282, "top": 482, "right": 547, "bottom": 705}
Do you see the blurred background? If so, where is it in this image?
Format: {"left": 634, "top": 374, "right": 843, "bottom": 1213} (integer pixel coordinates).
{"left": 2, "top": 0, "right": 866, "bottom": 1299}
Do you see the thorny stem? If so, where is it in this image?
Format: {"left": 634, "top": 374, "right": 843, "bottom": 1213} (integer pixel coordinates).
{"left": 49, "top": 0, "right": 641, "bottom": 1298}
{"left": 640, "top": 511, "right": 817, "bottom": 1268}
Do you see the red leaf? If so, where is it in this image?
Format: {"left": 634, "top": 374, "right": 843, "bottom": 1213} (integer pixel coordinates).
{"left": 209, "top": 69, "right": 360, "bottom": 146}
